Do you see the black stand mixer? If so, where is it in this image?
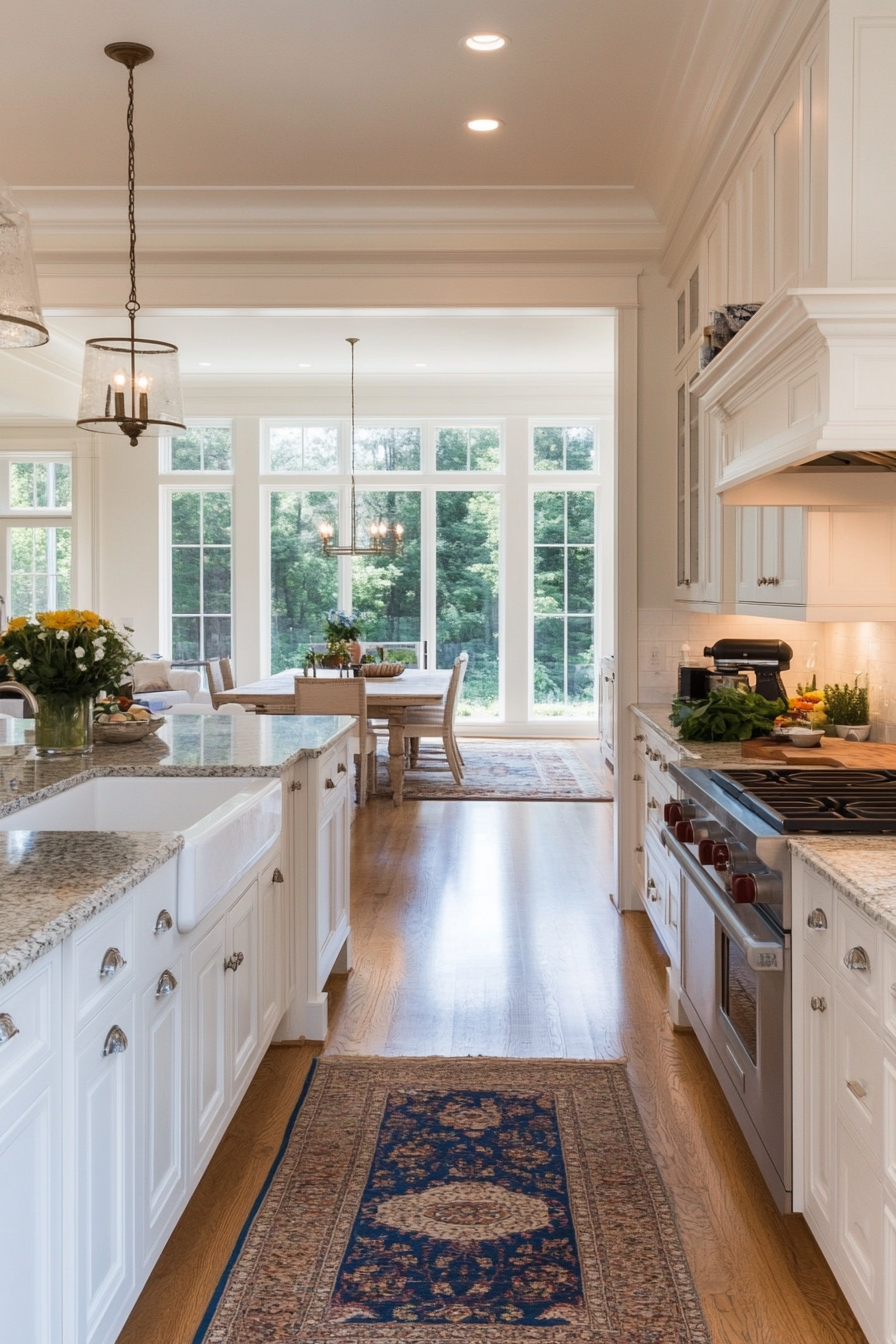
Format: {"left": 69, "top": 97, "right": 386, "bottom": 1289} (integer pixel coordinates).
{"left": 703, "top": 638, "right": 793, "bottom": 703}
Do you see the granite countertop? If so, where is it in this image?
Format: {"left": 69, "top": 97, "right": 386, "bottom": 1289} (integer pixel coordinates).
{"left": 0, "top": 712, "right": 353, "bottom": 820}
{"left": 789, "top": 837, "right": 896, "bottom": 943}
{"left": 0, "top": 830, "right": 184, "bottom": 987}
{"left": 0, "top": 712, "right": 353, "bottom": 988}
{"left": 631, "top": 704, "right": 752, "bottom": 768}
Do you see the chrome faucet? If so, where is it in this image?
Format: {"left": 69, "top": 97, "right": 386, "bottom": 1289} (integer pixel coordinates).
{"left": 1, "top": 682, "right": 40, "bottom": 716}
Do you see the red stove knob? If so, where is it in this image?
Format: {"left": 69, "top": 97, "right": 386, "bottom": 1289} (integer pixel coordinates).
{"left": 698, "top": 839, "right": 716, "bottom": 865}
{"left": 664, "top": 802, "right": 683, "bottom": 824}
{"left": 712, "top": 843, "right": 730, "bottom": 871}
{"left": 675, "top": 820, "right": 694, "bottom": 843}
{"left": 731, "top": 874, "right": 758, "bottom": 904}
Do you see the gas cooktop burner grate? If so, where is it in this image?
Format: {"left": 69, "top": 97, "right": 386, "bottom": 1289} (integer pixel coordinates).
{"left": 710, "top": 768, "right": 896, "bottom": 832}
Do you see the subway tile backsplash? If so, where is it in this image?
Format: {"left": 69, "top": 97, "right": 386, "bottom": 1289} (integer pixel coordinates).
{"left": 639, "top": 609, "right": 896, "bottom": 742}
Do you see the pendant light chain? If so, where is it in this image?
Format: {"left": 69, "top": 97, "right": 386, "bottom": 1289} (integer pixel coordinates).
{"left": 125, "top": 63, "right": 140, "bottom": 324}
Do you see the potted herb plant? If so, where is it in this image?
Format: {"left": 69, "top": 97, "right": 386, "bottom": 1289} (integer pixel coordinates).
{"left": 823, "top": 677, "right": 871, "bottom": 741}
{"left": 317, "top": 609, "right": 365, "bottom": 668}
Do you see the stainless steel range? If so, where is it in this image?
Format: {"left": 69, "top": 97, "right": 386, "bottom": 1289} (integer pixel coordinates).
{"left": 663, "top": 763, "right": 896, "bottom": 1215}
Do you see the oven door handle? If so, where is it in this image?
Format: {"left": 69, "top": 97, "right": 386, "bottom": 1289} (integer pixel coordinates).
{"left": 663, "top": 829, "right": 785, "bottom": 972}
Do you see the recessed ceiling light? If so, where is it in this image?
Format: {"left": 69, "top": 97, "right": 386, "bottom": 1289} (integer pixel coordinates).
{"left": 299, "top": 363, "right": 311, "bottom": 368}
{"left": 199, "top": 361, "right": 211, "bottom": 367}
{"left": 464, "top": 33, "right": 507, "bottom": 51}
{"left": 415, "top": 362, "right": 427, "bottom": 368}
{"left": 467, "top": 118, "right": 502, "bottom": 132}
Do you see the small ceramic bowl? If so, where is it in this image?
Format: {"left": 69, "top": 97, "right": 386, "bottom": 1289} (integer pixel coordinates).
{"left": 834, "top": 724, "right": 872, "bottom": 742}
{"left": 787, "top": 728, "right": 825, "bottom": 748}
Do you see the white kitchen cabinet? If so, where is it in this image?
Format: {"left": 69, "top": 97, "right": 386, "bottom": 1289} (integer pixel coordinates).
{"left": 259, "top": 854, "right": 285, "bottom": 1043}
{"left": 0, "top": 949, "right": 63, "bottom": 1344}
{"left": 137, "top": 955, "right": 185, "bottom": 1273}
{"left": 73, "top": 991, "right": 136, "bottom": 1344}
{"left": 188, "top": 913, "right": 228, "bottom": 1178}
{"left": 735, "top": 506, "right": 805, "bottom": 608}
{"left": 598, "top": 656, "right": 615, "bottom": 769}
{"left": 316, "top": 788, "right": 349, "bottom": 990}
{"left": 793, "top": 858, "right": 896, "bottom": 1344}
{"left": 227, "top": 877, "right": 260, "bottom": 1099}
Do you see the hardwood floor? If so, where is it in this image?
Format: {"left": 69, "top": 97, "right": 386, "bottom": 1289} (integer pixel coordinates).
{"left": 119, "top": 792, "right": 867, "bottom": 1344}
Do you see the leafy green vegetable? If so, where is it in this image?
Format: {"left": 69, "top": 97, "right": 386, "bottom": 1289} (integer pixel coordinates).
{"left": 670, "top": 688, "right": 786, "bottom": 742}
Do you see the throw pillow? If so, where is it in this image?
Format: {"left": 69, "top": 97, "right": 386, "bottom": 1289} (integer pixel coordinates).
{"left": 130, "top": 659, "right": 173, "bottom": 693}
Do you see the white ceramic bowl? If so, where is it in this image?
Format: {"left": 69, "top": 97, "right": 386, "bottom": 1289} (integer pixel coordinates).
{"left": 787, "top": 728, "right": 825, "bottom": 748}
{"left": 834, "top": 724, "right": 871, "bottom": 742}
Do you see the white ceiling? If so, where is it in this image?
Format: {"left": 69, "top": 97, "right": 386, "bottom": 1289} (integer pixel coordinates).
{"left": 35, "top": 310, "right": 615, "bottom": 378}
{"left": 0, "top": 0, "right": 741, "bottom": 191}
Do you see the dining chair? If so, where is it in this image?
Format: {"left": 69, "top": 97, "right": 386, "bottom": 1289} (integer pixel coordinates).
{"left": 205, "top": 658, "right": 227, "bottom": 708}
{"left": 293, "top": 676, "right": 377, "bottom": 806}
{"left": 220, "top": 657, "right": 235, "bottom": 691}
{"left": 401, "top": 652, "right": 468, "bottom": 785}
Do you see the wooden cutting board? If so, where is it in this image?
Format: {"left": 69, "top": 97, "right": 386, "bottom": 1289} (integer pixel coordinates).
{"left": 741, "top": 737, "right": 896, "bottom": 767}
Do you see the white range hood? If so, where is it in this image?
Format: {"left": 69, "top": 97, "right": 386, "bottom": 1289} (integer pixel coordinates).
{"left": 694, "top": 288, "right": 896, "bottom": 504}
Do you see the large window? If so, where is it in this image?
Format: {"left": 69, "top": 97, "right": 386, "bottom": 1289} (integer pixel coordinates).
{"left": 169, "top": 423, "right": 232, "bottom": 472}
{"left": 533, "top": 425, "right": 596, "bottom": 472}
{"left": 532, "top": 490, "right": 596, "bottom": 717}
{"left": 269, "top": 491, "right": 338, "bottom": 673}
{"left": 9, "top": 461, "right": 71, "bottom": 510}
{"left": 9, "top": 526, "right": 71, "bottom": 616}
{"left": 353, "top": 491, "right": 421, "bottom": 642}
{"left": 436, "top": 426, "right": 500, "bottom": 472}
{"left": 436, "top": 492, "right": 500, "bottom": 716}
{"left": 353, "top": 426, "right": 421, "bottom": 472}
{"left": 268, "top": 425, "right": 339, "bottom": 473}
{"left": 170, "top": 491, "right": 232, "bottom": 663}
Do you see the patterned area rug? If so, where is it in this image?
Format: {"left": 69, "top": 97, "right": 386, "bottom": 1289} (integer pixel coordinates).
{"left": 375, "top": 739, "right": 613, "bottom": 801}
{"left": 194, "top": 1057, "right": 709, "bottom": 1343}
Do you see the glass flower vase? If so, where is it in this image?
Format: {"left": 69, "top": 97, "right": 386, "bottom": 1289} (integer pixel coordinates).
{"left": 34, "top": 695, "right": 94, "bottom": 756}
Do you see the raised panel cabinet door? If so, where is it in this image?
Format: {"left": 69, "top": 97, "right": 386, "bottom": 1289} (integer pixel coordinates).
{"left": 138, "top": 956, "right": 185, "bottom": 1271}
{"left": 736, "top": 507, "right": 763, "bottom": 603}
{"left": 770, "top": 507, "right": 805, "bottom": 605}
{"left": 227, "top": 878, "right": 260, "bottom": 1100}
{"left": 188, "top": 916, "right": 227, "bottom": 1178}
{"left": 73, "top": 994, "right": 136, "bottom": 1344}
{"left": 260, "top": 857, "right": 285, "bottom": 1043}
{"left": 804, "top": 957, "right": 835, "bottom": 1244}
{"left": 0, "top": 1066, "right": 62, "bottom": 1344}
{"left": 837, "top": 1119, "right": 884, "bottom": 1340}
{"left": 316, "top": 791, "right": 350, "bottom": 989}
{"left": 772, "top": 95, "right": 800, "bottom": 290}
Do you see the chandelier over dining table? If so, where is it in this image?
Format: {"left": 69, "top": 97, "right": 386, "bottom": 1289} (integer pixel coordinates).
{"left": 77, "top": 43, "right": 185, "bottom": 447}
{"left": 318, "top": 338, "right": 404, "bottom": 558}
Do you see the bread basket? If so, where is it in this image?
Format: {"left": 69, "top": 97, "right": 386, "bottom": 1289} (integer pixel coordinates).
{"left": 360, "top": 663, "right": 405, "bottom": 679}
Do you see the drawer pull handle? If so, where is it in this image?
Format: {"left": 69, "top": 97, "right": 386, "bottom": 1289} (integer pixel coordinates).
{"left": 289, "top": 780, "right": 302, "bottom": 792}
{"left": 100, "top": 947, "right": 127, "bottom": 979}
{"left": 844, "top": 946, "right": 870, "bottom": 973}
{"left": 337, "top": 762, "right": 347, "bottom": 774}
{"left": 633, "top": 774, "right": 641, "bottom": 782}
{"left": 0, "top": 1013, "right": 19, "bottom": 1045}
{"left": 224, "top": 952, "right": 244, "bottom": 973}
{"left": 634, "top": 844, "right": 643, "bottom": 853}
{"left": 272, "top": 868, "right": 284, "bottom": 883}
{"left": 103, "top": 1025, "right": 128, "bottom": 1057}
{"left": 154, "top": 909, "right": 173, "bottom": 935}
{"left": 634, "top": 734, "right": 645, "bottom": 742}
{"left": 807, "top": 908, "right": 827, "bottom": 930}
{"left": 810, "top": 996, "right": 827, "bottom": 1012}
{"left": 647, "top": 799, "right": 658, "bottom": 810}
{"left": 155, "top": 970, "right": 178, "bottom": 998}
{"left": 846, "top": 1079, "right": 867, "bottom": 1101}
{"left": 325, "top": 777, "right": 336, "bottom": 789}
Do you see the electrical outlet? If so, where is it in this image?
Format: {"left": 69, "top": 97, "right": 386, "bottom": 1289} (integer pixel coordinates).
{"left": 649, "top": 647, "right": 662, "bottom": 670}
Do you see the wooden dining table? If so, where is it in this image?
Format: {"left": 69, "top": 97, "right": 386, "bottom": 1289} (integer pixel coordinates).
{"left": 216, "top": 667, "right": 452, "bottom": 806}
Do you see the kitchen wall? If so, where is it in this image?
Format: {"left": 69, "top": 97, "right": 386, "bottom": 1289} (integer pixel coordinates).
{"left": 825, "top": 622, "right": 896, "bottom": 740}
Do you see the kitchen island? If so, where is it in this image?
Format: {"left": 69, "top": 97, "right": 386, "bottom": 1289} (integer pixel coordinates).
{"left": 0, "top": 711, "right": 354, "bottom": 1344}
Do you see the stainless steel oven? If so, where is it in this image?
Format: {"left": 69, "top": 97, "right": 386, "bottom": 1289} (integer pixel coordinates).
{"left": 665, "top": 828, "right": 791, "bottom": 1211}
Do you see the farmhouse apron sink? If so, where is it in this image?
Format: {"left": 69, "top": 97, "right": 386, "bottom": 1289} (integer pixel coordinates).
{"left": 0, "top": 776, "right": 282, "bottom": 930}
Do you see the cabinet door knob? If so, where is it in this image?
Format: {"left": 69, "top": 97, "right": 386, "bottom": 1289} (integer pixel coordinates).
{"left": 337, "top": 762, "right": 347, "bottom": 774}
{"left": 810, "top": 996, "right": 827, "bottom": 1012}
{"left": 0, "top": 1012, "right": 19, "bottom": 1045}
{"left": 807, "top": 908, "right": 828, "bottom": 930}
{"left": 103, "top": 1025, "right": 128, "bottom": 1057}
{"left": 325, "top": 777, "right": 336, "bottom": 789}
{"left": 224, "top": 951, "right": 245, "bottom": 973}
{"left": 660, "top": 760, "right": 669, "bottom": 772}
{"left": 154, "top": 909, "right": 173, "bottom": 935}
{"left": 289, "top": 780, "right": 302, "bottom": 792}
{"left": 634, "top": 734, "right": 645, "bottom": 742}
{"left": 647, "top": 798, "right": 658, "bottom": 810}
{"left": 272, "top": 867, "right": 284, "bottom": 883}
{"left": 155, "top": 970, "right": 178, "bottom": 998}
{"left": 844, "top": 946, "right": 870, "bottom": 973}
{"left": 846, "top": 1078, "right": 867, "bottom": 1100}
{"left": 634, "top": 844, "right": 643, "bottom": 853}
{"left": 99, "top": 947, "right": 127, "bottom": 979}
{"left": 633, "top": 774, "right": 641, "bottom": 782}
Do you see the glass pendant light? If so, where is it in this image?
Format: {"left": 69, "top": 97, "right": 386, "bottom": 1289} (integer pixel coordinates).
{"left": 319, "top": 338, "right": 404, "bottom": 557}
{"left": 77, "top": 44, "right": 184, "bottom": 447}
{"left": 0, "top": 188, "right": 49, "bottom": 348}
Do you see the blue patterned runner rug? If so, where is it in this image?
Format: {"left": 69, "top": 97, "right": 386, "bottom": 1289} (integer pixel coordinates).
{"left": 194, "top": 1057, "right": 709, "bottom": 1343}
